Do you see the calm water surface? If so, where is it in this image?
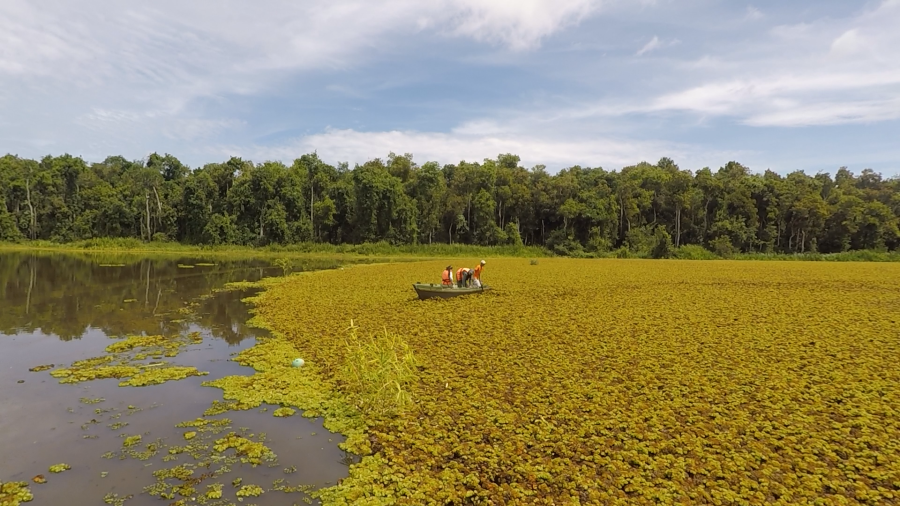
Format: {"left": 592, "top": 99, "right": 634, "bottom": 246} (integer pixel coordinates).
{"left": 0, "top": 252, "right": 358, "bottom": 505}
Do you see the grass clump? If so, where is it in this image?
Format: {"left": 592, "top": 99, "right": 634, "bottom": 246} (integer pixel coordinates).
{"left": 341, "top": 321, "right": 418, "bottom": 417}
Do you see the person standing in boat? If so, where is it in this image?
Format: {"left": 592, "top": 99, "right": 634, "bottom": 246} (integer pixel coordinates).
{"left": 456, "top": 267, "right": 473, "bottom": 288}
{"left": 441, "top": 265, "right": 454, "bottom": 286}
{"left": 472, "top": 260, "right": 485, "bottom": 287}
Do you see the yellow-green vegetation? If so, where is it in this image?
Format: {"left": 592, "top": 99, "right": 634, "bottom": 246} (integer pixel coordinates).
{"left": 48, "top": 464, "right": 70, "bottom": 474}
{"left": 235, "top": 484, "right": 264, "bottom": 498}
{"left": 46, "top": 331, "right": 207, "bottom": 387}
{"left": 183, "top": 431, "right": 197, "bottom": 440}
{"left": 272, "top": 407, "right": 295, "bottom": 417}
{"left": 205, "top": 483, "right": 223, "bottom": 499}
{"left": 0, "top": 481, "right": 33, "bottom": 505}
{"left": 222, "top": 258, "right": 900, "bottom": 504}
{"left": 212, "top": 433, "right": 276, "bottom": 467}
{"left": 27, "top": 364, "right": 53, "bottom": 372}
{"left": 118, "top": 366, "right": 208, "bottom": 386}
{"left": 341, "top": 322, "right": 418, "bottom": 417}
{"left": 122, "top": 435, "right": 142, "bottom": 448}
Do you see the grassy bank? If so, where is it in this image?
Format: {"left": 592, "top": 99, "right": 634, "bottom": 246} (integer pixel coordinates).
{"left": 0, "top": 238, "right": 548, "bottom": 259}
{"left": 207, "top": 258, "right": 900, "bottom": 504}
{"left": 2, "top": 238, "right": 898, "bottom": 262}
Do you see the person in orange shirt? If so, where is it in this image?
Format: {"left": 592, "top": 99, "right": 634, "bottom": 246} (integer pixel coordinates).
{"left": 456, "top": 267, "right": 472, "bottom": 287}
{"left": 472, "top": 259, "right": 485, "bottom": 287}
{"left": 441, "top": 265, "right": 454, "bottom": 286}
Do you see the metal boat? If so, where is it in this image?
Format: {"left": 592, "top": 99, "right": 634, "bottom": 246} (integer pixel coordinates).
{"left": 412, "top": 283, "right": 490, "bottom": 300}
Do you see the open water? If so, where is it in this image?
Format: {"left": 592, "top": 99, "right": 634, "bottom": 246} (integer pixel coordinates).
{"left": 0, "top": 252, "right": 358, "bottom": 505}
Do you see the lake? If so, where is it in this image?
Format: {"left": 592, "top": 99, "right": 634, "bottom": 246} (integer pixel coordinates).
{"left": 0, "top": 251, "right": 362, "bottom": 505}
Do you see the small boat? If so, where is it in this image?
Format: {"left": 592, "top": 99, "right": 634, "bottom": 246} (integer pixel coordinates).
{"left": 413, "top": 283, "right": 491, "bottom": 300}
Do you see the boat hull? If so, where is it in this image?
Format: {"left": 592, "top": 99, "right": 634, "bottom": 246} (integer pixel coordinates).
{"left": 413, "top": 283, "right": 490, "bottom": 300}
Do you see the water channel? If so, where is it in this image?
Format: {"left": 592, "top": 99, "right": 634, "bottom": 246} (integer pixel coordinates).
{"left": 0, "top": 252, "right": 363, "bottom": 505}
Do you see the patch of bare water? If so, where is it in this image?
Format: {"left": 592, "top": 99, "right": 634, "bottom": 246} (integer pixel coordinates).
{"left": 0, "top": 253, "right": 357, "bottom": 505}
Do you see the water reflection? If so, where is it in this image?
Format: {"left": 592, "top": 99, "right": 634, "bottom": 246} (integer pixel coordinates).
{"left": 0, "top": 251, "right": 364, "bottom": 505}
{"left": 0, "top": 252, "right": 347, "bottom": 342}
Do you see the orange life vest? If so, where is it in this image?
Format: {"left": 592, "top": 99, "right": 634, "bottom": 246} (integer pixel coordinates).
{"left": 441, "top": 269, "right": 452, "bottom": 285}
{"left": 457, "top": 268, "right": 468, "bottom": 280}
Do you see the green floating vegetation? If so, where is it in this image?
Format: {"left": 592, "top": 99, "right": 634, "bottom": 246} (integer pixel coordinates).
{"left": 119, "top": 366, "right": 208, "bottom": 387}
{"left": 237, "top": 258, "right": 900, "bottom": 504}
{"left": 48, "top": 464, "right": 70, "bottom": 474}
{"left": 0, "top": 481, "right": 33, "bottom": 505}
{"left": 79, "top": 397, "right": 105, "bottom": 404}
{"left": 177, "top": 264, "right": 195, "bottom": 269}
{"left": 45, "top": 331, "right": 208, "bottom": 387}
{"left": 272, "top": 407, "right": 295, "bottom": 417}
{"left": 202, "top": 338, "right": 367, "bottom": 453}
{"left": 204, "top": 483, "right": 223, "bottom": 499}
{"left": 195, "top": 263, "right": 216, "bottom": 267}
{"left": 183, "top": 432, "right": 197, "bottom": 440}
{"left": 27, "top": 364, "right": 54, "bottom": 372}
{"left": 212, "top": 433, "right": 276, "bottom": 467}
{"left": 235, "top": 484, "right": 264, "bottom": 498}
{"left": 122, "top": 435, "right": 142, "bottom": 448}
{"left": 29, "top": 476, "right": 45, "bottom": 485}
{"left": 51, "top": 365, "right": 141, "bottom": 384}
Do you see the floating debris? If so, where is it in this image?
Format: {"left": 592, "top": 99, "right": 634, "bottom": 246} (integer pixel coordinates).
{"left": 30, "top": 476, "right": 45, "bottom": 485}
{"left": 28, "top": 364, "right": 54, "bottom": 372}
{"left": 79, "top": 397, "right": 105, "bottom": 404}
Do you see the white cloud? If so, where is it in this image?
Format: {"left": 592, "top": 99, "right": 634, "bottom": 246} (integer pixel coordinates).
{"left": 234, "top": 126, "right": 741, "bottom": 172}
{"left": 607, "top": 0, "right": 900, "bottom": 126}
{"left": 636, "top": 36, "right": 662, "bottom": 56}
{"left": 443, "top": 0, "right": 600, "bottom": 51}
{"left": 744, "top": 6, "right": 764, "bottom": 21}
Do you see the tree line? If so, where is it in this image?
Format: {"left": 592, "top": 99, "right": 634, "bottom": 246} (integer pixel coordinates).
{"left": 1, "top": 152, "right": 898, "bottom": 256}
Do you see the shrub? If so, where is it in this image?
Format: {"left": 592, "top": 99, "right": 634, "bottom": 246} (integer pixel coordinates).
{"left": 674, "top": 244, "right": 720, "bottom": 260}
{"left": 710, "top": 235, "right": 736, "bottom": 259}
{"left": 650, "top": 228, "right": 675, "bottom": 259}
{"left": 341, "top": 321, "right": 418, "bottom": 417}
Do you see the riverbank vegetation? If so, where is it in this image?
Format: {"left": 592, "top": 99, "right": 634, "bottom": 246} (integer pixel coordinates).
{"left": 1, "top": 152, "right": 898, "bottom": 259}
{"left": 226, "top": 258, "right": 900, "bottom": 504}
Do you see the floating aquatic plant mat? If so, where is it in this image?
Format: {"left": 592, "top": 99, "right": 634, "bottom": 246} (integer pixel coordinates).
{"left": 210, "top": 258, "right": 900, "bottom": 505}
{"left": 47, "top": 332, "right": 207, "bottom": 386}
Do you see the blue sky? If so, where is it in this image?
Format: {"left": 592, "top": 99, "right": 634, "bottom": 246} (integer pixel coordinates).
{"left": 2, "top": 0, "right": 899, "bottom": 176}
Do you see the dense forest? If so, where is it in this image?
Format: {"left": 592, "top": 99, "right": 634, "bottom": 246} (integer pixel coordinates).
{"left": 1, "top": 152, "right": 898, "bottom": 256}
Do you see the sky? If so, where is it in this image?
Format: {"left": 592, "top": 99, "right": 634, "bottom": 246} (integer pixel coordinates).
{"left": 1, "top": 0, "right": 899, "bottom": 176}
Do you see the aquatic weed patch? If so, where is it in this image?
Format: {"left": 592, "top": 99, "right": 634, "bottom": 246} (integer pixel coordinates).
{"left": 47, "top": 331, "right": 207, "bottom": 386}
{"left": 0, "top": 481, "right": 33, "bottom": 506}
{"left": 241, "top": 258, "right": 900, "bottom": 504}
